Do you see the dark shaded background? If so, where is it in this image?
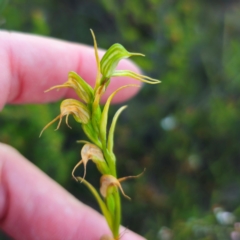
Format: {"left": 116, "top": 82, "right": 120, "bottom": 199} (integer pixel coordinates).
{"left": 1, "top": 0, "right": 240, "bottom": 239}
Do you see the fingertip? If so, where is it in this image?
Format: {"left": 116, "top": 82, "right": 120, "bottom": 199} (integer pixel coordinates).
{"left": 0, "top": 143, "right": 19, "bottom": 223}
{"left": 0, "top": 31, "right": 142, "bottom": 107}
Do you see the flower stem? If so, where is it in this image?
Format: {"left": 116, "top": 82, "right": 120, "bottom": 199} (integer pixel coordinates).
{"left": 112, "top": 190, "right": 121, "bottom": 239}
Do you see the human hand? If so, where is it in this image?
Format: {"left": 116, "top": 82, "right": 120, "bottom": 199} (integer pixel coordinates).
{"left": 0, "top": 31, "right": 144, "bottom": 240}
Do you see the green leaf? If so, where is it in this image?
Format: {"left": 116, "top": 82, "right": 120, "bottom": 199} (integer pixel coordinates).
{"left": 100, "top": 85, "right": 139, "bottom": 149}
{"left": 76, "top": 177, "right": 113, "bottom": 233}
{"left": 107, "top": 105, "right": 127, "bottom": 154}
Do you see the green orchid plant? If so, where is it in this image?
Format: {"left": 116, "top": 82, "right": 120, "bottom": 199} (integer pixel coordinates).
{"left": 40, "top": 30, "right": 160, "bottom": 240}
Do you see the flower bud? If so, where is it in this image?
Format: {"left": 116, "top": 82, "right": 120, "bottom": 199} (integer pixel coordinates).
{"left": 45, "top": 71, "right": 94, "bottom": 103}
{"left": 72, "top": 143, "right": 109, "bottom": 181}
{"left": 40, "top": 99, "right": 90, "bottom": 136}
{"left": 60, "top": 99, "right": 90, "bottom": 124}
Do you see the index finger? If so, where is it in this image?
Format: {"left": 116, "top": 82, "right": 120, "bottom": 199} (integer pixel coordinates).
{"left": 0, "top": 31, "right": 141, "bottom": 110}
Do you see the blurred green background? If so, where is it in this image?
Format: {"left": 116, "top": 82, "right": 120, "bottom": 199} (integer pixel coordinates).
{"left": 1, "top": 0, "right": 240, "bottom": 239}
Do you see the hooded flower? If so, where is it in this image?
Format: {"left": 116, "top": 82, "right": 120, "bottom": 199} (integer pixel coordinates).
{"left": 100, "top": 169, "right": 145, "bottom": 200}
{"left": 90, "top": 29, "right": 160, "bottom": 92}
{"left": 44, "top": 71, "right": 94, "bottom": 103}
{"left": 72, "top": 143, "right": 109, "bottom": 181}
{"left": 99, "top": 43, "right": 160, "bottom": 85}
{"left": 40, "top": 99, "right": 90, "bottom": 136}
{"left": 100, "top": 43, "right": 144, "bottom": 79}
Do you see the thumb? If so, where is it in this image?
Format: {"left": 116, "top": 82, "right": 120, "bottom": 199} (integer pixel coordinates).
{"left": 0, "top": 143, "right": 144, "bottom": 240}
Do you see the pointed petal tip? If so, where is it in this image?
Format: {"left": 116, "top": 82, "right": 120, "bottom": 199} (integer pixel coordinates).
{"left": 72, "top": 160, "right": 84, "bottom": 182}
{"left": 130, "top": 52, "right": 145, "bottom": 57}
{"left": 44, "top": 85, "right": 64, "bottom": 93}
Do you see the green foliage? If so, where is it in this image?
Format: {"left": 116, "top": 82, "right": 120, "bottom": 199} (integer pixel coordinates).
{"left": 1, "top": 0, "right": 240, "bottom": 239}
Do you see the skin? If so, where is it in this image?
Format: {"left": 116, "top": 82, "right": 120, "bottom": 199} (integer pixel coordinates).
{"left": 0, "top": 31, "right": 145, "bottom": 240}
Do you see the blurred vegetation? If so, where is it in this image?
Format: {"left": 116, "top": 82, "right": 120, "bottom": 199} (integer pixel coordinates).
{"left": 1, "top": 0, "right": 240, "bottom": 239}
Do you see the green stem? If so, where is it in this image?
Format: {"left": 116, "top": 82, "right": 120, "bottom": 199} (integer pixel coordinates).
{"left": 82, "top": 123, "right": 102, "bottom": 148}
{"left": 112, "top": 190, "right": 121, "bottom": 239}
{"left": 103, "top": 148, "right": 116, "bottom": 177}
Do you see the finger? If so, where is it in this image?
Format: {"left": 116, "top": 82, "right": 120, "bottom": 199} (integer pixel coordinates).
{"left": 0, "top": 143, "right": 145, "bottom": 240}
{"left": 0, "top": 31, "right": 141, "bottom": 110}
